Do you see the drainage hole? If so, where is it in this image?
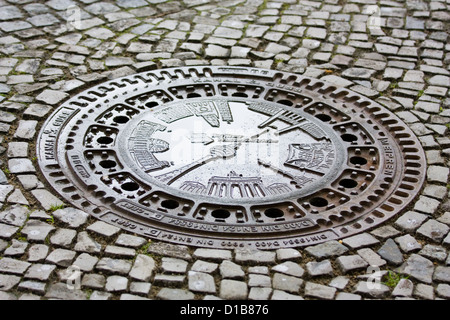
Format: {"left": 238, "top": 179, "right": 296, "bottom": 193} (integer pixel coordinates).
{"left": 339, "top": 179, "right": 358, "bottom": 189}
{"left": 99, "top": 160, "right": 117, "bottom": 169}
{"left": 310, "top": 197, "right": 329, "bottom": 207}
{"left": 278, "top": 99, "right": 294, "bottom": 107}
{"left": 121, "top": 182, "right": 139, "bottom": 192}
{"left": 113, "top": 116, "right": 130, "bottom": 124}
{"left": 161, "top": 199, "right": 179, "bottom": 209}
{"left": 187, "top": 93, "right": 202, "bottom": 98}
{"left": 264, "top": 208, "right": 284, "bottom": 218}
{"left": 146, "top": 101, "right": 159, "bottom": 108}
{"left": 211, "top": 209, "right": 231, "bottom": 219}
{"left": 341, "top": 133, "right": 358, "bottom": 142}
{"left": 315, "top": 114, "right": 332, "bottom": 122}
{"left": 97, "top": 136, "right": 114, "bottom": 145}
{"left": 350, "top": 156, "right": 368, "bottom": 166}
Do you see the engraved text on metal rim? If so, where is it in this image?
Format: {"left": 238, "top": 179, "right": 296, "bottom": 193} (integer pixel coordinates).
{"left": 37, "top": 67, "right": 426, "bottom": 249}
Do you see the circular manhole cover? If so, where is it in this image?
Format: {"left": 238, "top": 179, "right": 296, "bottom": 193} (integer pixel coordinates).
{"left": 37, "top": 67, "right": 426, "bottom": 249}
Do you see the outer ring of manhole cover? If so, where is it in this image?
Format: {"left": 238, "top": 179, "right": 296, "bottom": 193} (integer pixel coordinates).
{"left": 37, "top": 66, "right": 426, "bottom": 249}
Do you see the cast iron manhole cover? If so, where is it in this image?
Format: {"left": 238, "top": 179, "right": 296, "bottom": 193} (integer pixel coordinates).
{"left": 37, "top": 66, "right": 426, "bottom": 249}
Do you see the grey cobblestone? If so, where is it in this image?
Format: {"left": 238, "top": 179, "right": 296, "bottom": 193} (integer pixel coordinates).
{"left": 0, "top": 0, "right": 448, "bottom": 301}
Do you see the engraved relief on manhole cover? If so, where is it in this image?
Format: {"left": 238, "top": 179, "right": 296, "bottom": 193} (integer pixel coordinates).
{"left": 37, "top": 67, "right": 426, "bottom": 249}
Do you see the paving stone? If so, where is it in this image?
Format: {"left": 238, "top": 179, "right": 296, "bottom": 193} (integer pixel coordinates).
{"left": 191, "top": 260, "right": 218, "bottom": 274}
{"left": 105, "top": 245, "right": 135, "bottom": 258}
{"left": 377, "top": 239, "right": 404, "bottom": 266}
{"left": 45, "top": 249, "right": 76, "bottom": 267}
{"left": 220, "top": 279, "right": 248, "bottom": 300}
{"left": 395, "top": 211, "right": 429, "bottom": 232}
{"left": 414, "top": 283, "right": 435, "bottom": 300}
{"left": 370, "top": 225, "right": 401, "bottom": 240}
{"left": 36, "top": 89, "right": 69, "bottom": 105}
{"left": 305, "top": 240, "right": 349, "bottom": 259}
{"left": 436, "top": 284, "right": 450, "bottom": 299}
{"left": 105, "top": 56, "right": 134, "bottom": 67}
{"left": 129, "top": 282, "right": 151, "bottom": 296}
{"left": 72, "top": 253, "right": 99, "bottom": 272}
{"left": 392, "top": 278, "right": 414, "bottom": 297}
{"left": 0, "top": 185, "right": 14, "bottom": 203}
{"left": 396, "top": 234, "right": 422, "bottom": 253}
{"left": 417, "top": 220, "right": 450, "bottom": 242}
{"left": 427, "top": 166, "right": 449, "bottom": 184}
{"left": 0, "top": 204, "right": 29, "bottom": 227}
{"left": 4, "top": 239, "right": 28, "bottom": 257}
{"left": 157, "top": 288, "right": 195, "bottom": 300}
{"left": 205, "top": 44, "right": 230, "bottom": 58}
{"left": 87, "top": 221, "right": 121, "bottom": 238}
{"left": 105, "top": 275, "right": 128, "bottom": 292}
{"left": 129, "top": 254, "right": 155, "bottom": 282}
{"left": 52, "top": 207, "right": 89, "bottom": 228}
{"left": 0, "top": 274, "right": 21, "bottom": 291}
{"left": 305, "top": 282, "right": 336, "bottom": 300}
{"left": 399, "top": 254, "right": 435, "bottom": 284}
{"left": 414, "top": 196, "right": 441, "bottom": 214}
{"left": 153, "top": 274, "right": 185, "bottom": 287}
{"left": 248, "top": 274, "right": 271, "bottom": 288}
{"left": 275, "top": 248, "right": 301, "bottom": 261}
{"left": 306, "top": 260, "right": 334, "bottom": 277}
{"left": 115, "top": 234, "right": 147, "bottom": 248}
{"left": 188, "top": 271, "right": 216, "bottom": 294}
{"left": 96, "top": 257, "right": 132, "bottom": 275}
{"left": 8, "top": 158, "right": 35, "bottom": 173}
{"left": 193, "top": 248, "right": 232, "bottom": 261}
{"left": 24, "top": 264, "right": 56, "bottom": 281}
{"left": 271, "top": 290, "right": 303, "bottom": 300}
{"left": 357, "top": 248, "right": 387, "bottom": 268}
{"left": 342, "top": 233, "right": 380, "bottom": 249}
{"left": 219, "top": 260, "right": 245, "bottom": 280}
{"left": 147, "top": 242, "right": 192, "bottom": 261}
{"left": 18, "top": 280, "right": 46, "bottom": 295}
{"left": 336, "top": 255, "right": 369, "bottom": 274}
{"left": 13, "top": 120, "right": 37, "bottom": 140}
{"left": 27, "top": 244, "right": 49, "bottom": 262}
{"left": 335, "top": 292, "right": 362, "bottom": 300}
{"left": 49, "top": 228, "right": 76, "bottom": 248}
{"left": 248, "top": 287, "right": 272, "bottom": 300}
{"left": 272, "top": 273, "right": 303, "bottom": 294}
{"left": 81, "top": 274, "right": 106, "bottom": 291}
{"left": 74, "top": 231, "right": 102, "bottom": 254}
{"left": 433, "top": 266, "right": 450, "bottom": 283}
{"left": 419, "top": 245, "right": 448, "bottom": 263}
{"left": 272, "top": 261, "right": 305, "bottom": 278}
{"left": 235, "top": 249, "right": 276, "bottom": 265}
{"left": 31, "top": 189, "right": 64, "bottom": 210}
{"left": 22, "top": 220, "right": 55, "bottom": 242}
{"left": 214, "top": 27, "right": 243, "bottom": 39}
{"left": 162, "top": 257, "right": 188, "bottom": 274}
{"left": 265, "top": 43, "right": 291, "bottom": 54}
{"left": 0, "top": 257, "right": 31, "bottom": 275}
{"left": 354, "top": 281, "right": 391, "bottom": 298}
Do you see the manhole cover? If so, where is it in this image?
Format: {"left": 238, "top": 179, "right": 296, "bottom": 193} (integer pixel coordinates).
{"left": 37, "top": 66, "right": 426, "bottom": 249}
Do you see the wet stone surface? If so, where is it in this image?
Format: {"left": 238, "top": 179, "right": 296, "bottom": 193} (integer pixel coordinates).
{"left": 0, "top": 0, "right": 448, "bottom": 301}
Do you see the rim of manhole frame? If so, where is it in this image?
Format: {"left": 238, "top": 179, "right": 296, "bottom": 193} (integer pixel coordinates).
{"left": 36, "top": 66, "right": 427, "bottom": 249}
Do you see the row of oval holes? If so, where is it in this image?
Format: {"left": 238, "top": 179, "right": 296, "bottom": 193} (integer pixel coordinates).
{"left": 157, "top": 199, "right": 285, "bottom": 220}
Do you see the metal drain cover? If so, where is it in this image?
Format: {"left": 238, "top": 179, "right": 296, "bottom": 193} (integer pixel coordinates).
{"left": 37, "top": 66, "right": 426, "bottom": 249}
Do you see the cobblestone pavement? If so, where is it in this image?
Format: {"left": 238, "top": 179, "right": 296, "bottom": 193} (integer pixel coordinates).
{"left": 0, "top": 0, "right": 449, "bottom": 301}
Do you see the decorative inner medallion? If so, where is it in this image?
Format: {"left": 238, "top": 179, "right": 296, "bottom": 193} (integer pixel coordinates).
{"left": 37, "top": 66, "right": 426, "bottom": 248}
{"left": 118, "top": 99, "right": 344, "bottom": 204}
